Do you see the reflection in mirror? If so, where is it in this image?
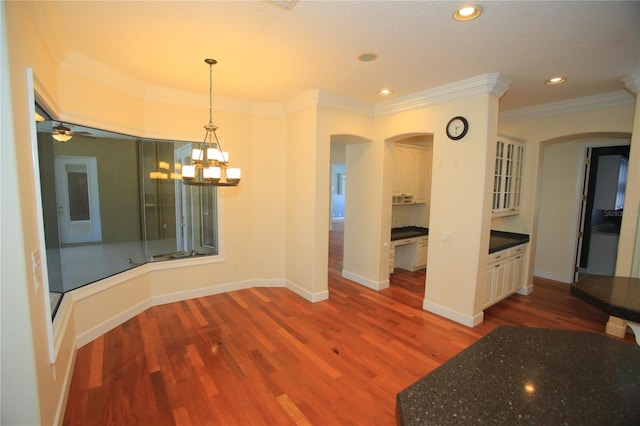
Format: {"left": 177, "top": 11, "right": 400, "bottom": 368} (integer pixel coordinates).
{"left": 35, "top": 113, "right": 219, "bottom": 318}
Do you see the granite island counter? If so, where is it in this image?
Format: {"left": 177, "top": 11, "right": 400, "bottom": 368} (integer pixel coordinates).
{"left": 396, "top": 326, "right": 640, "bottom": 425}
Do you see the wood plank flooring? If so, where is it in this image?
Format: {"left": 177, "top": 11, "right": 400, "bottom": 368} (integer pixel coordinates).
{"left": 63, "top": 224, "right": 634, "bottom": 425}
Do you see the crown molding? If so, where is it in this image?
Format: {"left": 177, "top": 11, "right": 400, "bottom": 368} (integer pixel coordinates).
{"left": 60, "top": 51, "right": 285, "bottom": 116}
{"left": 59, "top": 50, "right": 147, "bottom": 99}
{"left": 622, "top": 73, "right": 640, "bottom": 95}
{"left": 265, "top": 0, "right": 299, "bottom": 10}
{"left": 284, "top": 90, "right": 319, "bottom": 114}
{"left": 60, "top": 111, "right": 146, "bottom": 139}
{"left": 33, "top": 73, "right": 61, "bottom": 119}
{"left": 499, "top": 90, "right": 635, "bottom": 123}
{"left": 375, "top": 73, "right": 512, "bottom": 117}
{"left": 145, "top": 86, "right": 285, "bottom": 116}
{"left": 284, "top": 90, "right": 374, "bottom": 116}
{"left": 317, "top": 92, "right": 375, "bottom": 116}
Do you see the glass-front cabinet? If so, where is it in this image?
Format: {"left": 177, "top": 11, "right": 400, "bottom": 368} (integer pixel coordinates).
{"left": 492, "top": 136, "right": 525, "bottom": 216}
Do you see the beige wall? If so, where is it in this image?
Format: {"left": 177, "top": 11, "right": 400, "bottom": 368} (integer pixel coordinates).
{"left": 3, "top": 2, "right": 66, "bottom": 425}
{"left": 3, "top": 2, "right": 292, "bottom": 424}
{"left": 3, "top": 2, "right": 638, "bottom": 425}
{"left": 372, "top": 93, "right": 499, "bottom": 325}
{"left": 498, "top": 105, "right": 636, "bottom": 284}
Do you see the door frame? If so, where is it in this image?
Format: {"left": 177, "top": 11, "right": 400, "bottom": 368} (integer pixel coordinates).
{"left": 54, "top": 155, "right": 102, "bottom": 244}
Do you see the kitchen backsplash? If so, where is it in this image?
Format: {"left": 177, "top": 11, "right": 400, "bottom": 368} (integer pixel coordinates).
{"left": 392, "top": 205, "right": 428, "bottom": 228}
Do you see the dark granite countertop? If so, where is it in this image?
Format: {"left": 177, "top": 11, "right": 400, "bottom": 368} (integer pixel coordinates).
{"left": 391, "top": 226, "right": 429, "bottom": 241}
{"left": 489, "top": 230, "right": 529, "bottom": 253}
{"left": 396, "top": 326, "right": 640, "bottom": 425}
{"left": 571, "top": 275, "right": 640, "bottom": 323}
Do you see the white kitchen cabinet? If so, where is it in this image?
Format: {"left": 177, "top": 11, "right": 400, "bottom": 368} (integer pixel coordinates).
{"left": 506, "top": 245, "right": 526, "bottom": 295}
{"left": 485, "top": 249, "right": 508, "bottom": 308}
{"left": 414, "top": 150, "right": 428, "bottom": 204}
{"left": 392, "top": 147, "right": 415, "bottom": 204}
{"left": 389, "top": 245, "right": 395, "bottom": 274}
{"left": 391, "top": 235, "right": 428, "bottom": 272}
{"left": 483, "top": 244, "right": 528, "bottom": 309}
{"left": 492, "top": 136, "right": 525, "bottom": 216}
{"left": 414, "top": 236, "right": 428, "bottom": 268}
{"left": 392, "top": 145, "right": 430, "bottom": 205}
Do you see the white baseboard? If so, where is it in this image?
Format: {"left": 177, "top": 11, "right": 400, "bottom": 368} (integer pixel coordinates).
{"left": 422, "top": 299, "right": 484, "bottom": 327}
{"left": 286, "top": 280, "right": 329, "bottom": 302}
{"left": 516, "top": 283, "right": 534, "bottom": 295}
{"left": 533, "top": 269, "right": 572, "bottom": 283}
{"left": 52, "top": 317, "right": 78, "bottom": 426}
{"left": 150, "top": 279, "right": 286, "bottom": 306}
{"left": 75, "top": 298, "right": 152, "bottom": 348}
{"left": 341, "top": 269, "right": 389, "bottom": 291}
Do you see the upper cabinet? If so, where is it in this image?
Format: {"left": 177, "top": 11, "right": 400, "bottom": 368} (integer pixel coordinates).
{"left": 393, "top": 145, "right": 431, "bottom": 205}
{"left": 492, "top": 136, "right": 525, "bottom": 216}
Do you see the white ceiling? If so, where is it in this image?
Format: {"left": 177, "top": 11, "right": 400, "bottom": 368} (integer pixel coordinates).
{"left": 39, "top": 1, "right": 640, "bottom": 111}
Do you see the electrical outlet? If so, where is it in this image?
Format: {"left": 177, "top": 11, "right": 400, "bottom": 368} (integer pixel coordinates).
{"left": 32, "top": 249, "right": 42, "bottom": 294}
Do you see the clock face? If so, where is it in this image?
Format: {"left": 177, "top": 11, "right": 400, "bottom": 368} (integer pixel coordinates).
{"left": 446, "top": 116, "right": 469, "bottom": 140}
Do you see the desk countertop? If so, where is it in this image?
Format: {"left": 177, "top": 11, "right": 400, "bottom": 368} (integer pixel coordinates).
{"left": 396, "top": 326, "right": 640, "bottom": 425}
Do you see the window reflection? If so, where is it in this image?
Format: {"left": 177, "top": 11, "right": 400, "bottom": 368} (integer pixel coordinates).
{"left": 35, "top": 118, "right": 219, "bottom": 317}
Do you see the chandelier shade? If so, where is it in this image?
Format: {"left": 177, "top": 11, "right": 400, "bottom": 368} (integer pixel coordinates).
{"left": 182, "top": 58, "right": 241, "bottom": 187}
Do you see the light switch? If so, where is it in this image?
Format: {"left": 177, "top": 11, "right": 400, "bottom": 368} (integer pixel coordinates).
{"left": 442, "top": 232, "right": 451, "bottom": 242}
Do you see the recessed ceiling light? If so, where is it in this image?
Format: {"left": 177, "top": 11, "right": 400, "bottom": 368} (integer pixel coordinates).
{"left": 357, "top": 52, "right": 378, "bottom": 62}
{"left": 454, "top": 5, "right": 482, "bottom": 21}
{"left": 378, "top": 88, "right": 393, "bottom": 96}
{"left": 545, "top": 76, "right": 567, "bottom": 85}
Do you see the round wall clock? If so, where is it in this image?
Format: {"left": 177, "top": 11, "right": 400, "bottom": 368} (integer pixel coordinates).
{"left": 446, "top": 116, "right": 469, "bottom": 140}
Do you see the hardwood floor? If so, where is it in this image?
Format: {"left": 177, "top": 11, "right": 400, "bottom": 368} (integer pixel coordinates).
{"left": 63, "top": 224, "right": 633, "bottom": 425}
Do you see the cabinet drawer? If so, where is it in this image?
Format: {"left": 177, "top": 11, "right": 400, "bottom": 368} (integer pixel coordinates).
{"left": 393, "top": 237, "right": 417, "bottom": 246}
{"left": 509, "top": 244, "right": 527, "bottom": 257}
{"left": 488, "top": 250, "right": 508, "bottom": 264}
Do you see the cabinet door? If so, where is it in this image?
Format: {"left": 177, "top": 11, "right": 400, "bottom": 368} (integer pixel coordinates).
{"left": 512, "top": 144, "right": 524, "bottom": 211}
{"left": 392, "top": 147, "right": 416, "bottom": 204}
{"left": 492, "top": 140, "right": 505, "bottom": 212}
{"left": 492, "top": 138, "right": 525, "bottom": 216}
{"left": 389, "top": 245, "right": 395, "bottom": 274}
{"left": 415, "top": 238, "right": 428, "bottom": 267}
{"left": 392, "top": 147, "right": 404, "bottom": 198}
{"left": 414, "top": 150, "right": 428, "bottom": 204}
{"left": 492, "top": 261, "right": 507, "bottom": 301}
{"left": 400, "top": 148, "right": 415, "bottom": 196}
{"left": 483, "top": 266, "right": 495, "bottom": 308}
{"left": 511, "top": 254, "right": 525, "bottom": 292}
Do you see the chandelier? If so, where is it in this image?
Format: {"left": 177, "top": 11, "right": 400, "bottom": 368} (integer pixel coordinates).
{"left": 182, "top": 58, "right": 241, "bottom": 186}
{"left": 52, "top": 122, "right": 73, "bottom": 142}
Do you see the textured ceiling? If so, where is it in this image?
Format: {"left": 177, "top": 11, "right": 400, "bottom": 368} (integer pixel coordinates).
{"left": 38, "top": 1, "right": 640, "bottom": 111}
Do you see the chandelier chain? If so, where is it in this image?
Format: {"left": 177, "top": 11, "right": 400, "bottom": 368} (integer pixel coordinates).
{"left": 208, "top": 61, "right": 214, "bottom": 127}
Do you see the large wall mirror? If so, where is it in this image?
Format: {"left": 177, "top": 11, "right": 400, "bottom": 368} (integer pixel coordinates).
{"left": 35, "top": 106, "right": 219, "bottom": 317}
